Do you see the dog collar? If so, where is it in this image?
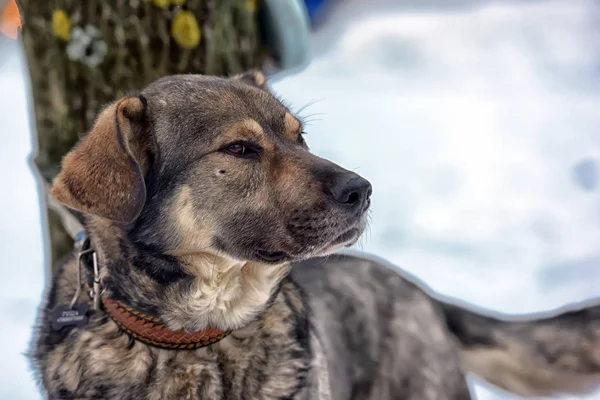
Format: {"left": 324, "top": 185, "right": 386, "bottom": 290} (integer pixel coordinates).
{"left": 101, "top": 295, "right": 230, "bottom": 350}
{"left": 76, "top": 234, "right": 231, "bottom": 350}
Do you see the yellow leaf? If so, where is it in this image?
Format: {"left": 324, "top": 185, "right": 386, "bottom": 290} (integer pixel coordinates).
{"left": 171, "top": 11, "right": 201, "bottom": 50}
{"left": 52, "top": 10, "right": 71, "bottom": 41}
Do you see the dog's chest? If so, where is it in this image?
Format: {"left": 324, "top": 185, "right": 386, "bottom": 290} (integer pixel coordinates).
{"left": 40, "top": 291, "right": 312, "bottom": 399}
{"left": 45, "top": 330, "right": 310, "bottom": 399}
{"left": 145, "top": 349, "right": 225, "bottom": 400}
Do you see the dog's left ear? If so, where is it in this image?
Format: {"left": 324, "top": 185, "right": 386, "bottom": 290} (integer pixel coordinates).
{"left": 51, "top": 96, "right": 155, "bottom": 224}
{"left": 232, "top": 70, "right": 269, "bottom": 91}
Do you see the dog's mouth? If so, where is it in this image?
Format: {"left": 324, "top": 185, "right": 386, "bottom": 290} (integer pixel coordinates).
{"left": 316, "top": 227, "right": 361, "bottom": 255}
{"left": 331, "top": 227, "right": 360, "bottom": 247}
{"left": 256, "top": 250, "right": 288, "bottom": 263}
{"left": 255, "top": 225, "right": 363, "bottom": 264}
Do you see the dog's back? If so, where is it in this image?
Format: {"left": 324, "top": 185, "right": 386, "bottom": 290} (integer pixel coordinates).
{"left": 294, "top": 254, "right": 600, "bottom": 399}
{"left": 292, "top": 255, "right": 472, "bottom": 399}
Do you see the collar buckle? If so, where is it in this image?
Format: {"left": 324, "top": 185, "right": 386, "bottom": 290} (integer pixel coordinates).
{"left": 69, "top": 234, "right": 102, "bottom": 311}
{"left": 90, "top": 251, "right": 101, "bottom": 310}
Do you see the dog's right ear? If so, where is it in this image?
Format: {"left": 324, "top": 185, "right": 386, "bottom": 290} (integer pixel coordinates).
{"left": 51, "top": 96, "right": 155, "bottom": 224}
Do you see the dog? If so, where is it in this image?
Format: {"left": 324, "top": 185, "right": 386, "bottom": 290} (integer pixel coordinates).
{"left": 31, "top": 71, "right": 600, "bottom": 399}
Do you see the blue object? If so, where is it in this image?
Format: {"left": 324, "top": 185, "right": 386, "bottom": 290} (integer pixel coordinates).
{"left": 75, "top": 231, "right": 88, "bottom": 243}
{"left": 261, "top": 0, "right": 312, "bottom": 71}
{"left": 303, "top": 0, "right": 326, "bottom": 21}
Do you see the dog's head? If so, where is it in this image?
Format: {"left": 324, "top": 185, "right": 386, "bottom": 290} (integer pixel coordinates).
{"left": 52, "top": 72, "right": 371, "bottom": 264}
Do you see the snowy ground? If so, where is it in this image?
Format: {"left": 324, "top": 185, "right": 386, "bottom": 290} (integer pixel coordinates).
{"left": 2, "top": 0, "right": 600, "bottom": 398}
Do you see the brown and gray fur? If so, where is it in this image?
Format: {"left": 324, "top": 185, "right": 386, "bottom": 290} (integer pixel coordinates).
{"left": 31, "top": 72, "right": 600, "bottom": 399}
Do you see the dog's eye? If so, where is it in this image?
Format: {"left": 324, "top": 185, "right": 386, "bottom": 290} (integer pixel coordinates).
{"left": 227, "top": 144, "right": 246, "bottom": 155}
{"left": 223, "top": 142, "right": 260, "bottom": 158}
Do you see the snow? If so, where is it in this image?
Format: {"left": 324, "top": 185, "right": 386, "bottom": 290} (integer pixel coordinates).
{"left": 1, "top": 0, "right": 600, "bottom": 398}
{"left": 0, "top": 37, "right": 47, "bottom": 399}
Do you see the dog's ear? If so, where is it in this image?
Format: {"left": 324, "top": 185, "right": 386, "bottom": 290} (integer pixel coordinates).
{"left": 232, "top": 70, "right": 269, "bottom": 91}
{"left": 51, "top": 96, "right": 154, "bottom": 224}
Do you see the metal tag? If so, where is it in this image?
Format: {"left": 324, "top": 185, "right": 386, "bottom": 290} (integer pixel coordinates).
{"left": 51, "top": 303, "right": 89, "bottom": 330}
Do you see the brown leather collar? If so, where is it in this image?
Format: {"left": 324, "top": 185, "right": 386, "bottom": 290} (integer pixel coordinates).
{"left": 101, "top": 295, "right": 230, "bottom": 349}
{"left": 78, "top": 235, "right": 230, "bottom": 350}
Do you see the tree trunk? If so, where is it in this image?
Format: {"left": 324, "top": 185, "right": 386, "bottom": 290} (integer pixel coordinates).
{"left": 17, "top": 0, "right": 265, "bottom": 271}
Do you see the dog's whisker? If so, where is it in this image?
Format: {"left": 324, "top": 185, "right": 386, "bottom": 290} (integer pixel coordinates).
{"left": 299, "top": 112, "right": 326, "bottom": 120}
{"left": 298, "top": 114, "right": 325, "bottom": 125}
{"left": 300, "top": 119, "right": 323, "bottom": 126}
{"left": 295, "top": 98, "right": 325, "bottom": 116}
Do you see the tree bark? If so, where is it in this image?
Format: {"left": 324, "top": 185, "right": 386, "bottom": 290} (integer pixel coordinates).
{"left": 17, "top": 0, "right": 265, "bottom": 271}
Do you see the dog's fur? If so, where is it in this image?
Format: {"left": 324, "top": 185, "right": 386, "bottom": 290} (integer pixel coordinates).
{"left": 32, "top": 72, "right": 600, "bottom": 399}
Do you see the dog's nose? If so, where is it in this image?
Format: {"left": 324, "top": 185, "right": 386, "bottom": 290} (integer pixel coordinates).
{"left": 325, "top": 173, "right": 372, "bottom": 212}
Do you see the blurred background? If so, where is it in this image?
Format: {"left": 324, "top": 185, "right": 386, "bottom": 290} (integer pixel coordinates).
{"left": 1, "top": 0, "right": 600, "bottom": 398}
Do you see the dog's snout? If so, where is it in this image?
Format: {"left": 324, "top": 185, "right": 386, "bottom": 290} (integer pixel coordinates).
{"left": 325, "top": 173, "right": 372, "bottom": 211}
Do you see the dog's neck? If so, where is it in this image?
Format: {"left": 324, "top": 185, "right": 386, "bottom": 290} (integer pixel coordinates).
{"left": 159, "top": 252, "right": 291, "bottom": 331}
{"left": 88, "top": 223, "right": 290, "bottom": 333}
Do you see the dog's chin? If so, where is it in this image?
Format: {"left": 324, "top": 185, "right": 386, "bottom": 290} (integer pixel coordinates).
{"left": 315, "top": 226, "right": 363, "bottom": 257}
{"left": 254, "top": 249, "right": 289, "bottom": 264}
{"left": 251, "top": 227, "right": 363, "bottom": 265}
{"left": 242, "top": 214, "right": 368, "bottom": 265}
